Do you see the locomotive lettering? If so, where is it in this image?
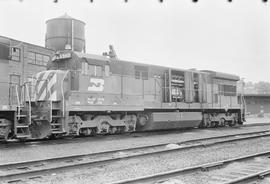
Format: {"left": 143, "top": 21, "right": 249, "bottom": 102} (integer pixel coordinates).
{"left": 87, "top": 78, "right": 104, "bottom": 92}
{"left": 87, "top": 96, "right": 105, "bottom": 105}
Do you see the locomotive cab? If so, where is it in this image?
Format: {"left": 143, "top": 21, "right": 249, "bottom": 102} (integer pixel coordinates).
{"left": 48, "top": 51, "right": 110, "bottom": 92}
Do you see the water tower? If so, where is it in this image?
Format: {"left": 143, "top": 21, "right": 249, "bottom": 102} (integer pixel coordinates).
{"left": 45, "top": 13, "right": 85, "bottom": 52}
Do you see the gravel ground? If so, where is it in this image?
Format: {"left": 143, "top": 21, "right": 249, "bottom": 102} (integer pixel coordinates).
{"left": 1, "top": 124, "right": 270, "bottom": 165}
{"left": 245, "top": 117, "right": 270, "bottom": 124}
{"left": 168, "top": 155, "right": 270, "bottom": 184}
{"left": 12, "top": 135, "right": 270, "bottom": 184}
{"left": 259, "top": 177, "right": 270, "bottom": 184}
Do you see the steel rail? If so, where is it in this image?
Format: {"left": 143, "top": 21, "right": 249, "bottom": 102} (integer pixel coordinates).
{"left": 1, "top": 130, "right": 270, "bottom": 182}
{"left": 1, "top": 129, "right": 269, "bottom": 168}
{"left": 222, "top": 169, "right": 270, "bottom": 184}
{"left": 1, "top": 122, "right": 269, "bottom": 145}
{"left": 110, "top": 151, "right": 270, "bottom": 184}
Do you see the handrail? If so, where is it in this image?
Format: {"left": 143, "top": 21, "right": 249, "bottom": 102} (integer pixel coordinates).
{"left": 15, "top": 85, "right": 21, "bottom": 118}
{"left": 46, "top": 79, "right": 53, "bottom": 122}
{"left": 61, "top": 70, "right": 70, "bottom": 118}
{"left": 24, "top": 82, "right": 32, "bottom": 124}
{"left": 15, "top": 85, "right": 20, "bottom": 106}
{"left": 24, "top": 78, "right": 51, "bottom": 122}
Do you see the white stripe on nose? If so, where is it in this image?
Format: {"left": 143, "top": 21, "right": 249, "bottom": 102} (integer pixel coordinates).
{"left": 49, "top": 90, "right": 57, "bottom": 101}
{"left": 37, "top": 71, "right": 51, "bottom": 93}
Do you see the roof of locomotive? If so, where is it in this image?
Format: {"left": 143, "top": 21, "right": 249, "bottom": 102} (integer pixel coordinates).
{"left": 201, "top": 70, "right": 240, "bottom": 81}
{"left": 110, "top": 58, "right": 240, "bottom": 81}
{"left": 74, "top": 52, "right": 110, "bottom": 63}
{"left": 73, "top": 51, "right": 240, "bottom": 81}
{"left": 74, "top": 51, "right": 204, "bottom": 73}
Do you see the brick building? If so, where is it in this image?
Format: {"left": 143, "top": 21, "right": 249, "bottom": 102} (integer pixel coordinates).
{"left": 244, "top": 94, "right": 270, "bottom": 115}
{"left": 0, "top": 35, "right": 54, "bottom": 110}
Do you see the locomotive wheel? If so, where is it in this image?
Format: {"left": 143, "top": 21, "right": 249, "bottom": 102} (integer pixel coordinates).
{"left": 49, "top": 133, "right": 63, "bottom": 139}
{"left": 0, "top": 126, "right": 10, "bottom": 140}
{"left": 90, "top": 128, "right": 97, "bottom": 136}
{"left": 117, "top": 126, "right": 125, "bottom": 133}
{"left": 79, "top": 128, "right": 94, "bottom": 136}
{"left": 98, "top": 121, "right": 111, "bottom": 134}
{"left": 109, "top": 127, "right": 117, "bottom": 134}
{"left": 219, "top": 118, "right": 226, "bottom": 127}
{"left": 85, "top": 128, "right": 92, "bottom": 135}
{"left": 137, "top": 115, "right": 148, "bottom": 127}
{"left": 228, "top": 120, "right": 236, "bottom": 127}
{"left": 210, "top": 121, "right": 216, "bottom": 128}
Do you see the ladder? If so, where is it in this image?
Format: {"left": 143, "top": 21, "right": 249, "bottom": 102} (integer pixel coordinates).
{"left": 50, "top": 100, "right": 64, "bottom": 134}
{"left": 15, "top": 84, "right": 31, "bottom": 139}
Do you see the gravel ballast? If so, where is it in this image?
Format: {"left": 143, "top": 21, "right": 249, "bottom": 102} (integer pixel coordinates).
{"left": 12, "top": 133, "right": 270, "bottom": 184}
{"left": 1, "top": 124, "right": 270, "bottom": 165}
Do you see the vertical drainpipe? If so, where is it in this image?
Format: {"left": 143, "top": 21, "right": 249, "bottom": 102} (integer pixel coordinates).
{"left": 154, "top": 78, "right": 156, "bottom": 100}
{"left": 211, "top": 78, "right": 214, "bottom": 108}
{"left": 164, "top": 72, "right": 167, "bottom": 102}
{"left": 21, "top": 44, "right": 24, "bottom": 87}
{"left": 121, "top": 75, "right": 123, "bottom": 99}
{"left": 168, "top": 69, "right": 171, "bottom": 103}
{"left": 142, "top": 79, "right": 144, "bottom": 99}
{"left": 71, "top": 19, "right": 74, "bottom": 51}
{"left": 22, "top": 44, "right": 25, "bottom": 103}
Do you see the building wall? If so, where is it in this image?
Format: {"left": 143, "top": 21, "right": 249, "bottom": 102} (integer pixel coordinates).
{"left": 0, "top": 36, "right": 54, "bottom": 110}
{"left": 244, "top": 95, "right": 270, "bottom": 114}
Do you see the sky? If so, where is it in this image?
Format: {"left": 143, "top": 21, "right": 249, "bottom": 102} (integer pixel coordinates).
{"left": 0, "top": 0, "right": 269, "bottom": 82}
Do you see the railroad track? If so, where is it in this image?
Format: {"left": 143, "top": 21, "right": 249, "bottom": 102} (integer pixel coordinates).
{"left": 110, "top": 151, "right": 270, "bottom": 184}
{"left": 1, "top": 130, "right": 270, "bottom": 183}
{"left": 1, "top": 122, "right": 270, "bottom": 147}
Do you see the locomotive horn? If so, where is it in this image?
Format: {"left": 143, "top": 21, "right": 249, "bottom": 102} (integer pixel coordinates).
{"left": 29, "top": 119, "right": 51, "bottom": 139}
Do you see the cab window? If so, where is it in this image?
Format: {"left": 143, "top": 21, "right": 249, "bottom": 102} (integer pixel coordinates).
{"left": 82, "top": 62, "right": 103, "bottom": 77}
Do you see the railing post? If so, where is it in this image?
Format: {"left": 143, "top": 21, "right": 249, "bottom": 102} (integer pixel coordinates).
{"left": 25, "top": 82, "right": 31, "bottom": 125}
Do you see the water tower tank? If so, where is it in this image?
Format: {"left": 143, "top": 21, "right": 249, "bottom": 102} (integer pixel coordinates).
{"left": 45, "top": 13, "right": 85, "bottom": 52}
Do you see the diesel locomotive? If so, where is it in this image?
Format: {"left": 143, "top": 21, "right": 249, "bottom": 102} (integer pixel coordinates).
{"left": 0, "top": 50, "right": 245, "bottom": 140}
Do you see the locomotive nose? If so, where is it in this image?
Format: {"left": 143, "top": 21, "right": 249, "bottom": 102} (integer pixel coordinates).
{"left": 29, "top": 119, "right": 51, "bottom": 139}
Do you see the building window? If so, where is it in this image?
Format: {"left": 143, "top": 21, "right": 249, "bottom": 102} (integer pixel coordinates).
{"left": 43, "top": 55, "right": 50, "bottom": 63}
{"left": 28, "top": 52, "right": 35, "bottom": 64}
{"left": 36, "top": 53, "right": 43, "bottom": 65}
{"left": 28, "top": 52, "right": 50, "bottom": 66}
{"left": 0, "top": 43, "right": 9, "bottom": 60}
{"left": 11, "top": 47, "right": 20, "bottom": 61}
{"left": 27, "top": 76, "right": 35, "bottom": 99}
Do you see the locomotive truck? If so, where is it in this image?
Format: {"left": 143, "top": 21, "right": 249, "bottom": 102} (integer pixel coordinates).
{"left": 0, "top": 50, "right": 245, "bottom": 140}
